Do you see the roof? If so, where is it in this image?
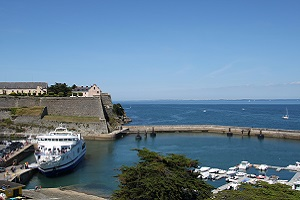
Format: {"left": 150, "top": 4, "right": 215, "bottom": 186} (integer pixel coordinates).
{"left": 0, "top": 82, "right": 48, "bottom": 89}
{"left": 0, "top": 180, "right": 25, "bottom": 189}
{"left": 72, "top": 86, "right": 91, "bottom": 92}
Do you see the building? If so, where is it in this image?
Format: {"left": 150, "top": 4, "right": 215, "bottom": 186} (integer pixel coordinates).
{"left": 71, "top": 84, "right": 101, "bottom": 97}
{"left": 0, "top": 82, "right": 48, "bottom": 96}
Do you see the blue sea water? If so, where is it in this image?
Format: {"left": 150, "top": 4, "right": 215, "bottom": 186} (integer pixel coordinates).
{"left": 25, "top": 100, "right": 300, "bottom": 197}
{"left": 121, "top": 99, "right": 300, "bottom": 130}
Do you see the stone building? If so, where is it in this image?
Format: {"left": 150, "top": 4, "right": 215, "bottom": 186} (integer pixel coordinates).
{"left": 71, "top": 84, "right": 101, "bottom": 97}
{"left": 0, "top": 82, "right": 48, "bottom": 95}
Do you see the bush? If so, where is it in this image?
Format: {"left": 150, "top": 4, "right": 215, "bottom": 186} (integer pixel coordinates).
{"left": 9, "top": 92, "right": 17, "bottom": 96}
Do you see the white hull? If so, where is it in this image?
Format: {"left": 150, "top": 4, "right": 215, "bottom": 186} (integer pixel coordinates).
{"left": 34, "top": 124, "right": 86, "bottom": 176}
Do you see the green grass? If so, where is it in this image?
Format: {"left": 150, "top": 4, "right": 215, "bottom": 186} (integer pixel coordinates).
{"left": 11, "top": 106, "right": 44, "bottom": 116}
{"left": 44, "top": 115, "right": 100, "bottom": 123}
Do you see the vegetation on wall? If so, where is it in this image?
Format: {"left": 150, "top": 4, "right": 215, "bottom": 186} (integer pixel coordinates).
{"left": 113, "top": 103, "right": 125, "bottom": 116}
{"left": 112, "top": 148, "right": 213, "bottom": 200}
{"left": 44, "top": 115, "right": 100, "bottom": 123}
{"left": 10, "top": 106, "right": 44, "bottom": 116}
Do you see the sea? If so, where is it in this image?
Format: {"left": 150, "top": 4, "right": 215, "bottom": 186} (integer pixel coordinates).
{"left": 25, "top": 99, "right": 300, "bottom": 198}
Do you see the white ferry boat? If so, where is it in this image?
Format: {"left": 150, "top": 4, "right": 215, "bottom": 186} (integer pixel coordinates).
{"left": 34, "top": 124, "right": 86, "bottom": 176}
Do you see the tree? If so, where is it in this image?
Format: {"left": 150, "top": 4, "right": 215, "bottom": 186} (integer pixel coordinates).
{"left": 113, "top": 103, "right": 125, "bottom": 116}
{"left": 112, "top": 148, "right": 213, "bottom": 200}
{"left": 212, "top": 181, "right": 300, "bottom": 200}
{"left": 48, "top": 83, "right": 72, "bottom": 97}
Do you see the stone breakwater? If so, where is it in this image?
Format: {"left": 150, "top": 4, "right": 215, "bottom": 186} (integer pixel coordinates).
{"left": 123, "top": 125, "right": 300, "bottom": 140}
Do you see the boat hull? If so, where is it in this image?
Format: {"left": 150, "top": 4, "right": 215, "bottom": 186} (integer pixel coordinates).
{"left": 38, "top": 150, "right": 86, "bottom": 177}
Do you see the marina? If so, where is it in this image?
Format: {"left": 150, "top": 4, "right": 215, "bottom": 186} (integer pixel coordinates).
{"left": 192, "top": 160, "right": 300, "bottom": 193}
{"left": 1, "top": 101, "right": 300, "bottom": 198}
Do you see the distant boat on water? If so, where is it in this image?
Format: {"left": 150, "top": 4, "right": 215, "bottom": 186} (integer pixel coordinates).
{"left": 203, "top": 109, "right": 207, "bottom": 113}
{"left": 282, "top": 108, "right": 289, "bottom": 120}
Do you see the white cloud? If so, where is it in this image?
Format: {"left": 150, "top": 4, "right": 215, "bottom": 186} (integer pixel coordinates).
{"left": 208, "top": 60, "right": 240, "bottom": 78}
{"left": 289, "top": 81, "right": 300, "bottom": 85}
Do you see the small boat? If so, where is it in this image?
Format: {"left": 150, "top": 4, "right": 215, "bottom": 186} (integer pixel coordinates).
{"left": 208, "top": 168, "right": 220, "bottom": 173}
{"left": 238, "top": 161, "right": 251, "bottom": 170}
{"left": 292, "top": 181, "right": 300, "bottom": 190}
{"left": 282, "top": 107, "right": 289, "bottom": 120}
{"left": 150, "top": 127, "right": 156, "bottom": 137}
{"left": 258, "top": 164, "right": 268, "bottom": 171}
{"left": 203, "top": 109, "right": 206, "bottom": 113}
{"left": 225, "top": 176, "right": 238, "bottom": 182}
{"left": 227, "top": 182, "right": 240, "bottom": 190}
{"left": 199, "top": 171, "right": 210, "bottom": 179}
{"left": 286, "top": 162, "right": 300, "bottom": 171}
{"left": 236, "top": 171, "right": 246, "bottom": 177}
{"left": 34, "top": 124, "right": 86, "bottom": 177}
{"left": 199, "top": 166, "right": 211, "bottom": 172}
{"left": 218, "top": 169, "right": 227, "bottom": 174}
{"left": 135, "top": 133, "right": 142, "bottom": 140}
{"left": 226, "top": 166, "right": 238, "bottom": 176}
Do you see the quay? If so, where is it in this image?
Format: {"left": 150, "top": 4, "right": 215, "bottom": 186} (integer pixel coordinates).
{"left": 123, "top": 125, "right": 300, "bottom": 140}
{"left": 0, "top": 143, "right": 37, "bottom": 184}
{"left": 83, "top": 127, "right": 129, "bottom": 140}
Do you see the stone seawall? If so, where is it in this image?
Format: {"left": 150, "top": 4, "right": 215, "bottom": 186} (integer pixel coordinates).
{"left": 124, "top": 125, "right": 300, "bottom": 140}
{"left": 0, "top": 96, "right": 104, "bottom": 119}
{"left": 41, "top": 97, "right": 106, "bottom": 118}
{"left": 0, "top": 96, "right": 106, "bottom": 118}
{"left": 0, "top": 96, "right": 110, "bottom": 135}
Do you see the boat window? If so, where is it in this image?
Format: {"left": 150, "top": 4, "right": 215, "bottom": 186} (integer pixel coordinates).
{"left": 59, "top": 139, "right": 63, "bottom": 141}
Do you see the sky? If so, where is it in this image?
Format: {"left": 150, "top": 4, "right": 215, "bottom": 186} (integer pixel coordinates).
{"left": 1, "top": 0, "right": 300, "bottom": 101}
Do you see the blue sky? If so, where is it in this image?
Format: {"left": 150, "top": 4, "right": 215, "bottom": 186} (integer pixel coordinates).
{"left": 1, "top": 1, "right": 300, "bottom": 100}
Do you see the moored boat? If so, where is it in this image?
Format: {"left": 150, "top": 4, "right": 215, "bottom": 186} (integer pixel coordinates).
{"left": 238, "top": 160, "right": 251, "bottom": 170}
{"left": 34, "top": 124, "right": 86, "bottom": 177}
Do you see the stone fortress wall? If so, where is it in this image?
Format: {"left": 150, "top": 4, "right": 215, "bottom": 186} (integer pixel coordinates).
{"left": 0, "top": 95, "right": 113, "bottom": 134}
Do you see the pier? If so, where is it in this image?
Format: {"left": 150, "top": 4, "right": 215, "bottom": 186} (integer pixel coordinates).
{"left": 288, "top": 172, "right": 300, "bottom": 186}
{"left": 123, "top": 125, "right": 300, "bottom": 140}
{"left": 0, "top": 142, "right": 37, "bottom": 185}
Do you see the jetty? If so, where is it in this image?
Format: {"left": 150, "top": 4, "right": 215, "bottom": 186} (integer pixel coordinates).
{"left": 0, "top": 142, "right": 37, "bottom": 185}
{"left": 83, "top": 127, "right": 129, "bottom": 140}
{"left": 124, "top": 125, "right": 300, "bottom": 140}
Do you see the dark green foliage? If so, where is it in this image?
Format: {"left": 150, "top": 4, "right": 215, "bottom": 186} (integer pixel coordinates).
{"left": 10, "top": 108, "right": 17, "bottom": 115}
{"left": 112, "top": 148, "right": 213, "bottom": 200}
{"left": 9, "top": 92, "right": 17, "bottom": 96}
{"left": 211, "top": 181, "right": 300, "bottom": 200}
{"left": 48, "top": 83, "right": 72, "bottom": 97}
{"left": 113, "top": 103, "right": 125, "bottom": 116}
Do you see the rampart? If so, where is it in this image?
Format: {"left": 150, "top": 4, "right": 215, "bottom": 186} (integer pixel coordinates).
{"left": 0, "top": 96, "right": 106, "bottom": 118}
{"left": 0, "top": 96, "right": 110, "bottom": 135}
